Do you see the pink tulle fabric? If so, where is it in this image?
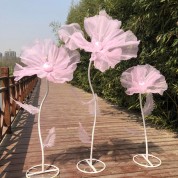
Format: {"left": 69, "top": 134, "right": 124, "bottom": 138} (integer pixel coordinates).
{"left": 58, "top": 23, "right": 84, "bottom": 50}
{"left": 43, "top": 127, "right": 56, "bottom": 148}
{"left": 120, "top": 64, "right": 168, "bottom": 95}
{"left": 12, "top": 98, "right": 39, "bottom": 114}
{"left": 58, "top": 10, "right": 140, "bottom": 72}
{"left": 14, "top": 39, "right": 80, "bottom": 83}
{"left": 78, "top": 122, "right": 91, "bottom": 144}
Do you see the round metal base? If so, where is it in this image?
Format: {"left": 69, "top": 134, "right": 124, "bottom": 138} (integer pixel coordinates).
{"left": 133, "top": 154, "right": 161, "bottom": 168}
{"left": 77, "top": 158, "right": 106, "bottom": 174}
{"left": 26, "top": 164, "right": 59, "bottom": 178}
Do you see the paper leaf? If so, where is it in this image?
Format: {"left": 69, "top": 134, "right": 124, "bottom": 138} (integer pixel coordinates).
{"left": 143, "top": 93, "right": 154, "bottom": 116}
{"left": 78, "top": 122, "right": 91, "bottom": 144}
{"left": 12, "top": 98, "right": 39, "bottom": 114}
{"left": 82, "top": 94, "right": 100, "bottom": 115}
{"left": 43, "top": 127, "right": 56, "bottom": 148}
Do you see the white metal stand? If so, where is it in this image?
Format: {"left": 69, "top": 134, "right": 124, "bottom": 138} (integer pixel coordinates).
{"left": 133, "top": 154, "right": 161, "bottom": 168}
{"left": 26, "top": 164, "right": 59, "bottom": 178}
{"left": 77, "top": 61, "right": 106, "bottom": 173}
{"left": 77, "top": 159, "right": 106, "bottom": 174}
{"left": 26, "top": 80, "right": 59, "bottom": 177}
{"left": 133, "top": 94, "right": 161, "bottom": 168}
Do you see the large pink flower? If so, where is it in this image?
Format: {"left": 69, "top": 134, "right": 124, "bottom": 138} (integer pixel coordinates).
{"left": 58, "top": 10, "right": 140, "bottom": 72}
{"left": 120, "top": 64, "right": 168, "bottom": 95}
{"left": 14, "top": 39, "right": 80, "bottom": 83}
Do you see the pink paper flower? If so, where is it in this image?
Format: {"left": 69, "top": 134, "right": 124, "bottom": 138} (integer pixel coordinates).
{"left": 14, "top": 39, "right": 80, "bottom": 83}
{"left": 58, "top": 10, "right": 140, "bottom": 72}
{"left": 120, "top": 64, "right": 168, "bottom": 95}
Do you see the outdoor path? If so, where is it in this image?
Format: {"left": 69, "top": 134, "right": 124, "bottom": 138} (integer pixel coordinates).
{"left": 0, "top": 79, "right": 178, "bottom": 178}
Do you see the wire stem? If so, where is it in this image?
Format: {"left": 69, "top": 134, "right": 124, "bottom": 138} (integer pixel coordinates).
{"left": 38, "top": 79, "right": 49, "bottom": 172}
{"left": 139, "top": 93, "right": 149, "bottom": 159}
{"left": 88, "top": 60, "right": 97, "bottom": 165}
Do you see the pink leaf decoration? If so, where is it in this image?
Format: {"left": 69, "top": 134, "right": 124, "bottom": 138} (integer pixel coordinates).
{"left": 13, "top": 39, "right": 80, "bottom": 83}
{"left": 78, "top": 122, "right": 91, "bottom": 144}
{"left": 12, "top": 98, "right": 39, "bottom": 114}
{"left": 120, "top": 64, "right": 168, "bottom": 95}
{"left": 43, "top": 127, "right": 56, "bottom": 148}
{"left": 58, "top": 10, "right": 140, "bottom": 72}
{"left": 143, "top": 93, "right": 155, "bottom": 116}
{"left": 82, "top": 94, "right": 100, "bottom": 115}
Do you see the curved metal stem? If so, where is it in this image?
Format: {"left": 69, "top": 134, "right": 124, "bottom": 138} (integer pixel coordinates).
{"left": 38, "top": 79, "right": 49, "bottom": 172}
{"left": 139, "top": 93, "right": 149, "bottom": 159}
{"left": 88, "top": 60, "right": 97, "bottom": 165}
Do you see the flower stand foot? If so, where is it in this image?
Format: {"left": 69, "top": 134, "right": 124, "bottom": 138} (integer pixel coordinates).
{"left": 26, "top": 164, "right": 59, "bottom": 178}
{"left": 76, "top": 158, "right": 106, "bottom": 173}
{"left": 133, "top": 154, "right": 161, "bottom": 168}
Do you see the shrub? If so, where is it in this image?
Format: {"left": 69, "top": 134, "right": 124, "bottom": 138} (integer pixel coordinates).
{"left": 64, "top": 0, "right": 178, "bottom": 130}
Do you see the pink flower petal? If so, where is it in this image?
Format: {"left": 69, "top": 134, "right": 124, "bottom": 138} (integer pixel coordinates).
{"left": 84, "top": 10, "right": 121, "bottom": 41}
{"left": 49, "top": 47, "right": 80, "bottom": 83}
{"left": 58, "top": 10, "right": 140, "bottom": 72}
{"left": 120, "top": 64, "right": 168, "bottom": 95}
{"left": 58, "top": 23, "right": 84, "bottom": 50}
{"left": 14, "top": 39, "right": 80, "bottom": 83}
{"left": 71, "top": 32, "right": 93, "bottom": 51}
{"left": 91, "top": 48, "right": 122, "bottom": 72}
{"left": 14, "top": 64, "right": 45, "bottom": 81}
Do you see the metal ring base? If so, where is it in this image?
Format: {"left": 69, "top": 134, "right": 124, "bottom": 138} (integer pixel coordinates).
{"left": 26, "top": 164, "right": 59, "bottom": 178}
{"left": 133, "top": 154, "right": 161, "bottom": 168}
{"left": 76, "top": 158, "right": 106, "bottom": 174}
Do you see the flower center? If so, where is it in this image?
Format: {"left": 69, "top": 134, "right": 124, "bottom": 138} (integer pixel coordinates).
{"left": 139, "top": 81, "right": 145, "bottom": 86}
{"left": 43, "top": 62, "right": 53, "bottom": 72}
{"left": 95, "top": 41, "right": 103, "bottom": 51}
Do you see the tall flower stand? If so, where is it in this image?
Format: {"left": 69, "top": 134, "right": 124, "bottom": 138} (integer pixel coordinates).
{"left": 76, "top": 61, "right": 106, "bottom": 173}
{"left": 133, "top": 94, "right": 161, "bottom": 168}
{"left": 26, "top": 80, "right": 59, "bottom": 177}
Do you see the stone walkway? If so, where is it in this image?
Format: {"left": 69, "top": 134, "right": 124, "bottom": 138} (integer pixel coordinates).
{"left": 0, "top": 79, "right": 178, "bottom": 178}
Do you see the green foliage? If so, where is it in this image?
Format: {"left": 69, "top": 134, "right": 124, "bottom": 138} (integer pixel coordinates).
{"left": 0, "top": 57, "right": 20, "bottom": 76}
{"left": 129, "top": 0, "right": 178, "bottom": 130}
{"left": 49, "top": 21, "right": 61, "bottom": 46}
{"left": 66, "top": 0, "right": 178, "bottom": 130}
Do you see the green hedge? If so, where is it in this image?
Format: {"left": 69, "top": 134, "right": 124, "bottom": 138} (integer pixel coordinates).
{"left": 0, "top": 57, "right": 20, "bottom": 75}
{"left": 66, "top": 0, "right": 178, "bottom": 130}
